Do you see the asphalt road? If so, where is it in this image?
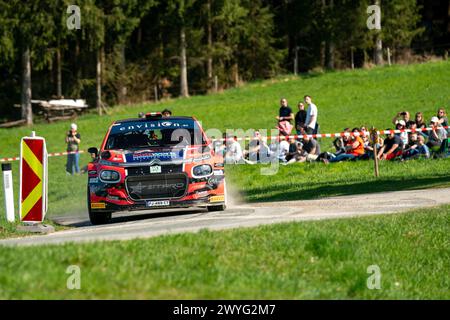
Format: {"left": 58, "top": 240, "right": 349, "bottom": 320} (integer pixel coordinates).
{"left": 1, "top": 188, "right": 450, "bottom": 247}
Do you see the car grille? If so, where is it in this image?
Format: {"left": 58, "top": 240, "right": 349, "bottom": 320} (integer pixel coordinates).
{"left": 125, "top": 173, "right": 188, "bottom": 200}
{"left": 126, "top": 164, "right": 183, "bottom": 176}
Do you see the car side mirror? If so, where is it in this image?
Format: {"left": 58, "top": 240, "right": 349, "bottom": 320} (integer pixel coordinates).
{"left": 87, "top": 147, "right": 98, "bottom": 158}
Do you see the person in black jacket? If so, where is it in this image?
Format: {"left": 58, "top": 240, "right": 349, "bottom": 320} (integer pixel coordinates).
{"left": 295, "top": 102, "right": 307, "bottom": 134}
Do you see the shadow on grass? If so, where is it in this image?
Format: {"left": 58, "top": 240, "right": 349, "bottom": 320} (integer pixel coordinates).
{"left": 244, "top": 175, "right": 450, "bottom": 203}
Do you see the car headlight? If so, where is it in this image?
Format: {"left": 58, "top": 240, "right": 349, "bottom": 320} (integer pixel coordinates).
{"left": 192, "top": 164, "right": 212, "bottom": 177}
{"left": 100, "top": 170, "right": 120, "bottom": 182}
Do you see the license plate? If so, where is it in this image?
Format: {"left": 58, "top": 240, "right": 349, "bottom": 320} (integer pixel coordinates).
{"left": 150, "top": 165, "right": 162, "bottom": 173}
{"left": 146, "top": 200, "right": 170, "bottom": 207}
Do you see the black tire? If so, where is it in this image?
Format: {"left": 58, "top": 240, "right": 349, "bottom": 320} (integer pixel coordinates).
{"left": 87, "top": 187, "right": 112, "bottom": 225}
{"left": 207, "top": 204, "right": 226, "bottom": 212}
{"left": 89, "top": 211, "right": 112, "bottom": 225}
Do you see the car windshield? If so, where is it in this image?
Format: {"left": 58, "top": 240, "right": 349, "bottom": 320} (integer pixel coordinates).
{"left": 105, "top": 119, "right": 207, "bottom": 150}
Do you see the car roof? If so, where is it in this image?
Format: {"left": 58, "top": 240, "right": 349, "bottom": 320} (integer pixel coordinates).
{"left": 113, "top": 116, "right": 196, "bottom": 124}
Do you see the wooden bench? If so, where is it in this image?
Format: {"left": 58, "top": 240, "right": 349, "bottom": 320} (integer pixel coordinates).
{"left": 31, "top": 99, "right": 89, "bottom": 123}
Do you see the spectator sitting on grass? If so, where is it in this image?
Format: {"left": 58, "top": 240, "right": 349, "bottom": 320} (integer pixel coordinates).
{"left": 325, "top": 128, "right": 365, "bottom": 163}
{"left": 395, "top": 120, "right": 409, "bottom": 146}
{"left": 402, "top": 134, "right": 430, "bottom": 160}
{"left": 437, "top": 108, "right": 449, "bottom": 133}
{"left": 225, "top": 135, "right": 243, "bottom": 164}
{"left": 295, "top": 102, "right": 307, "bottom": 134}
{"left": 285, "top": 137, "right": 303, "bottom": 164}
{"left": 415, "top": 112, "right": 427, "bottom": 130}
{"left": 377, "top": 129, "right": 404, "bottom": 161}
{"left": 245, "top": 131, "right": 271, "bottom": 164}
{"left": 276, "top": 135, "right": 290, "bottom": 162}
{"left": 360, "top": 126, "right": 374, "bottom": 156}
{"left": 427, "top": 116, "right": 447, "bottom": 149}
{"left": 392, "top": 111, "right": 410, "bottom": 125}
{"left": 332, "top": 128, "right": 349, "bottom": 155}
{"left": 402, "top": 133, "right": 418, "bottom": 157}
{"left": 298, "top": 134, "right": 321, "bottom": 163}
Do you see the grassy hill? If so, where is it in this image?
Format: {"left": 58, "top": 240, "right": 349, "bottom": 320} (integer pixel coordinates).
{"left": 1, "top": 61, "right": 450, "bottom": 220}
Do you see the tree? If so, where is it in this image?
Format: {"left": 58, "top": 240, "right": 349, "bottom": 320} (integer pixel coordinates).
{"left": 3, "top": 0, "right": 58, "bottom": 125}
{"left": 166, "top": 0, "right": 201, "bottom": 97}
{"left": 382, "top": 0, "right": 423, "bottom": 56}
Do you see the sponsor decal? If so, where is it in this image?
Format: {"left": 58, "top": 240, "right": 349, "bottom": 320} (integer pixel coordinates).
{"left": 129, "top": 182, "right": 185, "bottom": 194}
{"left": 125, "top": 149, "right": 184, "bottom": 163}
{"left": 91, "top": 202, "right": 106, "bottom": 209}
{"left": 210, "top": 195, "right": 225, "bottom": 203}
{"left": 213, "top": 169, "right": 224, "bottom": 175}
{"left": 196, "top": 191, "right": 209, "bottom": 198}
{"left": 89, "top": 177, "right": 99, "bottom": 183}
{"left": 110, "top": 120, "right": 194, "bottom": 134}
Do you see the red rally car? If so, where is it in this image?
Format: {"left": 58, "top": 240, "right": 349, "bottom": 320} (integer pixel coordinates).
{"left": 86, "top": 112, "right": 226, "bottom": 225}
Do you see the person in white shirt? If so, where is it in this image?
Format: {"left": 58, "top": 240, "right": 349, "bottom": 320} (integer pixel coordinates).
{"left": 277, "top": 136, "right": 290, "bottom": 162}
{"left": 225, "top": 136, "right": 243, "bottom": 164}
{"left": 304, "top": 95, "right": 318, "bottom": 134}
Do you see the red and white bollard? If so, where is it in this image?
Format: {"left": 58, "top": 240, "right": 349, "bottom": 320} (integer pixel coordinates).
{"left": 2, "top": 163, "right": 15, "bottom": 222}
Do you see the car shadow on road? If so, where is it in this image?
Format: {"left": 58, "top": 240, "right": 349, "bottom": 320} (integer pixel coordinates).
{"left": 52, "top": 208, "right": 208, "bottom": 228}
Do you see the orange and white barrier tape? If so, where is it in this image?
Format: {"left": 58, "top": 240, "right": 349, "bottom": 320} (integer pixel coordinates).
{"left": 216, "top": 126, "right": 449, "bottom": 142}
{"left": 0, "top": 150, "right": 84, "bottom": 163}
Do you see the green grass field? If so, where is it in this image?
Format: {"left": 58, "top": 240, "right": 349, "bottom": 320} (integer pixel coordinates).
{"left": 0, "top": 205, "right": 449, "bottom": 299}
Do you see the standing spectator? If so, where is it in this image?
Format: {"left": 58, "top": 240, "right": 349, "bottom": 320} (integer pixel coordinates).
{"left": 427, "top": 117, "right": 447, "bottom": 149}
{"left": 392, "top": 111, "right": 410, "bottom": 125}
{"left": 65, "top": 123, "right": 81, "bottom": 175}
{"left": 276, "top": 98, "right": 294, "bottom": 136}
{"left": 225, "top": 136, "right": 243, "bottom": 164}
{"left": 295, "top": 102, "right": 307, "bottom": 134}
{"left": 304, "top": 95, "right": 318, "bottom": 134}
{"left": 377, "top": 130, "right": 403, "bottom": 161}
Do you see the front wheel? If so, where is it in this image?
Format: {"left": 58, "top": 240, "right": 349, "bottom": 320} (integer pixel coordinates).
{"left": 207, "top": 204, "right": 226, "bottom": 212}
{"left": 87, "top": 186, "right": 112, "bottom": 225}
{"left": 89, "top": 211, "right": 112, "bottom": 225}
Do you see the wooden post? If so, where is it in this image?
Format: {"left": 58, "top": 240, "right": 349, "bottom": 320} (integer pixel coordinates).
{"left": 350, "top": 47, "right": 355, "bottom": 70}
{"left": 387, "top": 48, "right": 392, "bottom": 66}
{"left": 370, "top": 127, "right": 380, "bottom": 178}
{"left": 214, "top": 75, "right": 218, "bottom": 92}
{"left": 154, "top": 85, "right": 158, "bottom": 102}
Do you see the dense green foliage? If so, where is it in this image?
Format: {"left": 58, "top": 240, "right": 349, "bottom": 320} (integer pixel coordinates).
{"left": 1, "top": 0, "right": 447, "bottom": 121}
